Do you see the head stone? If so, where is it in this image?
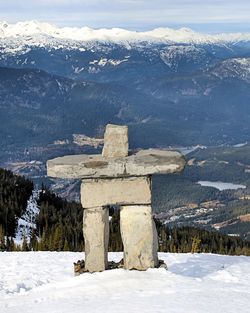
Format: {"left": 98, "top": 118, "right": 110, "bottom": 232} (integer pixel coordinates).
{"left": 102, "top": 124, "right": 128, "bottom": 159}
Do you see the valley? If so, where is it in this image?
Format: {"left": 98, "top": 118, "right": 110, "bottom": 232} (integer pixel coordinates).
{"left": 2, "top": 142, "right": 250, "bottom": 241}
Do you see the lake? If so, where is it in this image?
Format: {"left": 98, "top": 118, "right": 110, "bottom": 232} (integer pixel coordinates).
{"left": 197, "top": 181, "right": 246, "bottom": 191}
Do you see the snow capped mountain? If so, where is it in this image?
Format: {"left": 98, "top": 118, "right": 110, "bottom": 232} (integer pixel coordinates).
{"left": 1, "top": 20, "right": 250, "bottom": 77}
{"left": 1, "top": 20, "right": 250, "bottom": 46}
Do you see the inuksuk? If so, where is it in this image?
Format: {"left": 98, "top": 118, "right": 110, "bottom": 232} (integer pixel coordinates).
{"left": 47, "top": 124, "right": 185, "bottom": 272}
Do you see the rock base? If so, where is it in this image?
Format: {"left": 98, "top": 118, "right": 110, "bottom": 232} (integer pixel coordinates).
{"left": 74, "top": 259, "right": 124, "bottom": 275}
{"left": 73, "top": 258, "right": 166, "bottom": 275}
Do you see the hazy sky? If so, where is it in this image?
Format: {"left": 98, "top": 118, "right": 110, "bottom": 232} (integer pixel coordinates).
{"left": 1, "top": 0, "right": 250, "bottom": 33}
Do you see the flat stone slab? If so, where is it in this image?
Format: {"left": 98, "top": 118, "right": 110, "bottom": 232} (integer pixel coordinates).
{"left": 81, "top": 176, "right": 151, "bottom": 208}
{"left": 47, "top": 149, "right": 185, "bottom": 179}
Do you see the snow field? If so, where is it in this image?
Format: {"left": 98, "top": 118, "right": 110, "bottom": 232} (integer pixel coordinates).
{"left": 0, "top": 252, "right": 249, "bottom": 313}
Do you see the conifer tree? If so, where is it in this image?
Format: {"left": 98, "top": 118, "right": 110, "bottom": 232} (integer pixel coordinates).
{"left": 29, "top": 230, "right": 38, "bottom": 251}
{"left": 9, "top": 237, "right": 16, "bottom": 251}
{"left": 0, "top": 225, "right": 6, "bottom": 251}
{"left": 22, "top": 232, "right": 29, "bottom": 251}
{"left": 63, "top": 238, "right": 70, "bottom": 251}
{"left": 191, "top": 236, "right": 201, "bottom": 253}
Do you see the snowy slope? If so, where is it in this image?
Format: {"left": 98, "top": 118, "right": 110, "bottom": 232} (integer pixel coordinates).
{"left": 0, "top": 252, "right": 249, "bottom": 313}
{"left": 14, "top": 190, "right": 40, "bottom": 245}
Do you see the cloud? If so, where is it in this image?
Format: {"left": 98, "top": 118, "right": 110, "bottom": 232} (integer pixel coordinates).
{"left": 0, "top": 0, "right": 250, "bottom": 32}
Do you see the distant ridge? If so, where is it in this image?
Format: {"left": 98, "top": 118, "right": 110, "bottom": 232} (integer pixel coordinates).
{"left": 1, "top": 20, "right": 250, "bottom": 44}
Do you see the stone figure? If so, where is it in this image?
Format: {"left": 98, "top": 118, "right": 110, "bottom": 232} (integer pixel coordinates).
{"left": 47, "top": 124, "right": 185, "bottom": 272}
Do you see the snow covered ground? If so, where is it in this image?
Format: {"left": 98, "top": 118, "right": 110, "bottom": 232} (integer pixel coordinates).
{"left": 0, "top": 252, "right": 249, "bottom": 313}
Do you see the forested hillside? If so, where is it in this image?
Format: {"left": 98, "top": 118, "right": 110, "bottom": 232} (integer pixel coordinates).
{"left": 35, "top": 186, "right": 83, "bottom": 251}
{"left": 34, "top": 188, "right": 250, "bottom": 256}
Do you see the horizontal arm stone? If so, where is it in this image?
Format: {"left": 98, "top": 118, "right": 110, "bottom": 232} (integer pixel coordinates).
{"left": 47, "top": 149, "right": 185, "bottom": 179}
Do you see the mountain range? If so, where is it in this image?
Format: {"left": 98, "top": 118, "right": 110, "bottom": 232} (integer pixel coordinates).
{"left": 1, "top": 21, "right": 250, "bottom": 165}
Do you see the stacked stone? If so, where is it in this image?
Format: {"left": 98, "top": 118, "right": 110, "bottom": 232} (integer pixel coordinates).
{"left": 81, "top": 125, "right": 158, "bottom": 272}
{"left": 47, "top": 124, "right": 185, "bottom": 273}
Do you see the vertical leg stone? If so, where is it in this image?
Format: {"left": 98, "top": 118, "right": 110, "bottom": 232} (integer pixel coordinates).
{"left": 83, "top": 207, "right": 109, "bottom": 272}
{"left": 120, "top": 205, "right": 159, "bottom": 270}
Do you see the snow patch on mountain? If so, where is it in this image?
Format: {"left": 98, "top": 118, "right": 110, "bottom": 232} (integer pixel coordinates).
{"left": 211, "top": 58, "right": 250, "bottom": 81}
{"left": 160, "top": 45, "right": 207, "bottom": 70}
{"left": 89, "top": 57, "right": 129, "bottom": 67}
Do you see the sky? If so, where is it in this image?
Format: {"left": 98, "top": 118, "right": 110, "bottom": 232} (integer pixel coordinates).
{"left": 0, "top": 0, "right": 250, "bottom": 33}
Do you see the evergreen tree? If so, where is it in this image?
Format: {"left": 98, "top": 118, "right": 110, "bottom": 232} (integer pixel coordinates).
{"left": 21, "top": 232, "right": 29, "bottom": 251}
{"left": 191, "top": 236, "right": 201, "bottom": 253}
{"left": 63, "top": 239, "right": 70, "bottom": 251}
{"left": 29, "top": 229, "right": 38, "bottom": 251}
{"left": 9, "top": 237, "right": 16, "bottom": 251}
{"left": 0, "top": 225, "right": 6, "bottom": 251}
